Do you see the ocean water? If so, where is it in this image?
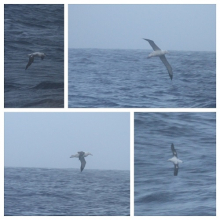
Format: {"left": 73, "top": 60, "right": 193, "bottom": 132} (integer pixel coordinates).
{"left": 4, "top": 5, "right": 64, "bottom": 108}
{"left": 69, "top": 48, "right": 215, "bottom": 108}
{"left": 134, "top": 112, "right": 216, "bottom": 216}
{"left": 4, "top": 167, "right": 130, "bottom": 216}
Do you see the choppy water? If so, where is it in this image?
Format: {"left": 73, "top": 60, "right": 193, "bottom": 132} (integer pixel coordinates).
{"left": 4, "top": 4, "right": 64, "bottom": 108}
{"left": 69, "top": 48, "right": 215, "bottom": 108}
{"left": 134, "top": 112, "right": 216, "bottom": 216}
{"left": 4, "top": 167, "right": 130, "bottom": 216}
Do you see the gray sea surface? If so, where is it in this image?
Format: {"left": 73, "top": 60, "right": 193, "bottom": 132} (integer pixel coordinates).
{"left": 4, "top": 167, "right": 130, "bottom": 216}
{"left": 69, "top": 48, "right": 215, "bottom": 108}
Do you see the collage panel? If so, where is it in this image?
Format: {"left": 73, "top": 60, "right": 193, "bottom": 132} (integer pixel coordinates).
{"left": 134, "top": 112, "right": 216, "bottom": 216}
{"left": 68, "top": 4, "right": 215, "bottom": 108}
{"left": 4, "top": 112, "right": 130, "bottom": 216}
{"left": 4, "top": 4, "right": 64, "bottom": 108}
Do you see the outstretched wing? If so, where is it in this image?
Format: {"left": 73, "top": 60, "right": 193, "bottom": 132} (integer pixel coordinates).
{"left": 79, "top": 156, "right": 86, "bottom": 172}
{"left": 160, "top": 55, "right": 173, "bottom": 80}
{"left": 25, "top": 55, "right": 34, "bottom": 70}
{"left": 70, "top": 153, "right": 78, "bottom": 158}
{"left": 143, "top": 39, "right": 161, "bottom": 51}
{"left": 171, "top": 143, "right": 177, "bottom": 157}
{"left": 174, "top": 164, "right": 178, "bottom": 176}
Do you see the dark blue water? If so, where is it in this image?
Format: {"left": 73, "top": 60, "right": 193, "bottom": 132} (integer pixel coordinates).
{"left": 69, "top": 48, "right": 215, "bottom": 108}
{"left": 134, "top": 112, "right": 216, "bottom": 216}
{"left": 4, "top": 167, "right": 130, "bottom": 216}
{"left": 4, "top": 5, "right": 64, "bottom": 108}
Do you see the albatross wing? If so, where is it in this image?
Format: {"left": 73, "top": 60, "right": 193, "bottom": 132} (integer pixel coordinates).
{"left": 171, "top": 143, "right": 177, "bottom": 157}
{"left": 79, "top": 156, "right": 86, "bottom": 172}
{"left": 25, "top": 55, "right": 34, "bottom": 70}
{"left": 174, "top": 164, "right": 178, "bottom": 176}
{"left": 160, "top": 55, "right": 173, "bottom": 80}
{"left": 143, "top": 39, "right": 161, "bottom": 51}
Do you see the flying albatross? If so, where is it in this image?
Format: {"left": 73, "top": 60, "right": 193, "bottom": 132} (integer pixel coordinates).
{"left": 70, "top": 151, "right": 93, "bottom": 172}
{"left": 168, "top": 143, "right": 182, "bottom": 176}
{"left": 143, "top": 39, "right": 173, "bottom": 80}
{"left": 25, "top": 52, "right": 46, "bottom": 70}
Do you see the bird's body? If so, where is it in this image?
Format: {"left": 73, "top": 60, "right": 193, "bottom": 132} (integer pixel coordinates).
{"left": 25, "top": 52, "right": 45, "bottom": 70}
{"left": 168, "top": 156, "right": 182, "bottom": 165}
{"left": 70, "top": 151, "right": 92, "bottom": 172}
{"left": 147, "top": 50, "right": 168, "bottom": 58}
{"left": 168, "top": 143, "right": 182, "bottom": 176}
{"left": 70, "top": 152, "right": 92, "bottom": 158}
{"left": 143, "top": 38, "right": 173, "bottom": 80}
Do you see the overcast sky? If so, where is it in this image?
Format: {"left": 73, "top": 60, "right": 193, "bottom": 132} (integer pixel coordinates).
{"left": 68, "top": 4, "right": 216, "bottom": 51}
{"left": 4, "top": 112, "right": 130, "bottom": 171}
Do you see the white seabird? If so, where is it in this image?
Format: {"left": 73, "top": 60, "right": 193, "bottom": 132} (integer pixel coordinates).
{"left": 168, "top": 143, "right": 182, "bottom": 176}
{"left": 70, "top": 151, "right": 93, "bottom": 172}
{"left": 25, "top": 52, "right": 46, "bottom": 70}
{"left": 143, "top": 39, "right": 173, "bottom": 80}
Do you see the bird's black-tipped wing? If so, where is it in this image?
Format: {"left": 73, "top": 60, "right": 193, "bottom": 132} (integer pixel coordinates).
{"left": 78, "top": 151, "right": 86, "bottom": 172}
{"left": 160, "top": 55, "right": 173, "bottom": 80}
{"left": 78, "top": 151, "right": 85, "bottom": 156}
{"left": 171, "top": 143, "right": 177, "bottom": 157}
{"left": 79, "top": 156, "right": 86, "bottom": 172}
{"left": 25, "top": 55, "right": 34, "bottom": 70}
{"left": 143, "top": 39, "right": 161, "bottom": 51}
{"left": 174, "top": 164, "right": 178, "bottom": 176}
